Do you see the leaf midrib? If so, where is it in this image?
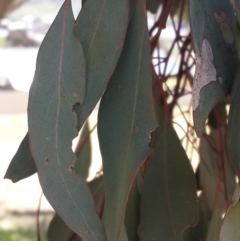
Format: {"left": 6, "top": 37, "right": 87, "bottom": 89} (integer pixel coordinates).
{"left": 55, "top": 2, "right": 95, "bottom": 239}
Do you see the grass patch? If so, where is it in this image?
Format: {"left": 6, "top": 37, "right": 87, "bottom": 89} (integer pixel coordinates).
{"left": 0, "top": 229, "right": 47, "bottom": 241}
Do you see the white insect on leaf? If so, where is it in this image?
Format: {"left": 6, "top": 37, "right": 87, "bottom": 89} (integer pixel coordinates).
{"left": 193, "top": 39, "right": 217, "bottom": 111}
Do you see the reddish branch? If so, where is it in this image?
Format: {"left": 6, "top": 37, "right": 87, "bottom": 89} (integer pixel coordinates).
{"left": 150, "top": 0, "right": 173, "bottom": 53}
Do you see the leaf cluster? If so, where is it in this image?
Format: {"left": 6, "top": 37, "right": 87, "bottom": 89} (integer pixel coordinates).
{"left": 4, "top": 0, "right": 240, "bottom": 240}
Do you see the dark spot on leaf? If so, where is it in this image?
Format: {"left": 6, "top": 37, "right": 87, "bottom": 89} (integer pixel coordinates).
{"left": 214, "top": 12, "right": 228, "bottom": 24}
{"left": 62, "top": 95, "right": 66, "bottom": 98}
{"left": 68, "top": 164, "right": 75, "bottom": 173}
{"left": 44, "top": 158, "right": 49, "bottom": 165}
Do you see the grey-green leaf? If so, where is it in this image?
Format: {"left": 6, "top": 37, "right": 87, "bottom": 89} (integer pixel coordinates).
{"left": 73, "top": 0, "right": 130, "bottom": 131}
{"left": 28, "top": 1, "right": 106, "bottom": 240}
{"left": 189, "top": 0, "right": 237, "bottom": 136}
{"left": 199, "top": 126, "right": 236, "bottom": 212}
{"left": 47, "top": 176, "right": 104, "bottom": 241}
{"left": 124, "top": 179, "right": 140, "bottom": 241}
{"left": 4, "top": 133, "right": 36, "bottom": 182}
{"left": 88, "top": 176, "right": 105, "bottom": 212}
{"left": 5, "top": 0, "right": 131, "bottom": 184}
{"left": 146, "top": 0, "right": 163, "bottom": 13}
{"left": 234, "top": 0, "right": 240, "bottom": 26}
{"left": 229, "top": 69, "right": 240, "bottom": 178}
{"left": 98, "top": 0, "right": 157, "bottom": 239}
{"left": 220, "top": 202, "right": 240, "bottom": 241}
{"left": 75, "top": 120, "right": 91, "bottom": 179}
{"left": 183, "top": 197, "right": 210, "bottom": 241}
{"left": 206, "top": 205, "right": 223, "bottom": 241}
{"left": 138, "top": 106, "right": 198, "bottom": 241}
{"left": 48, "top": 214, "right": 81, "bottom": 241}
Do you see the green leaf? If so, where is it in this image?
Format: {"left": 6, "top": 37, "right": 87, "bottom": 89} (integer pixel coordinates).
{"left": 28, "top": 1, "right": 106, "bottom": 240}
{"left": 199, "top": 126, "right": 236, "bottom": 212}
{"left": 229, "top": 69, "right": 240, "bottom": 178}
{"left": 146, "top": 0, "right": 163, "bottom": 13}
{"left": 183, "top": 195, "right": 211, "bottom": 241}
{"left": 47, "top": 176, "right": 104, "bottom": 241}
{"left": 5, "top": 0, "right": 131, "bottom": 184}
{"left": 234, "top": 0, "right": 240, "bottom": 26}
{"left": 4, "top": 133, "right": 36, "bottom": 182}
{"left": 138, "top": 106, "right": 198, "bottom": 241}
{"left": 82, "top": 0, "right": 86, "bottom": 7}
{"left": 98, "top": 0, "right": 157, "bottom": 239}
{"left": 124, "top": 179, "right": 140, "bottom": 241}
{"left": 189, "top": 0, "right": 237, "bottom": 136}
{"left": 119, "top": 226, "right": 129, "bottom": 241}
{"left": 88, "top": 176, "right": 105, "bottom": 212}
{"left": 48, "top": 214, "right": 81, "bottom": 241}
{"left": 73, "top": 0, "right": 130, "bottom": 131}
{"left": 220, "top": 202, "right": 240, "bottom": 241}
{"left": 75, "top": 121, "right": 91, "bottom": 179}
{"left": 206, "top": 205, "right": 222, "bottom": 241}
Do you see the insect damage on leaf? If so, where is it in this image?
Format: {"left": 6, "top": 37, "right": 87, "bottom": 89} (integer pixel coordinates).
{"left": 193, "top": 39, "right": 218, "bottom": 111}
{"left": 44, "top": 158, "right": 49, "bottom": 165}
{"left": 68, "top": 164, "right": 75, "bottom": 173}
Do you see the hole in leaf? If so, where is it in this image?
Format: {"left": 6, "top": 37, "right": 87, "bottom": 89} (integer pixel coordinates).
{"left": 44, "top": 158, "right": 49, "bottom": 165}
{"left": 72, "top": 103, "right": 80, "bottom": 112}
{"left": 68, "top": 164, "right": 75, "bottom": 173}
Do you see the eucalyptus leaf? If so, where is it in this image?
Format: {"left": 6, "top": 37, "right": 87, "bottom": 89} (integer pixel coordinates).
{"left": 73, "top": 0, "right": 130, "bottom": 131}
{"left": 28, "top": 1, "right": 106, "bottom": 240}
{"left": 229, "top": 68, "right": 240, "bottom": 178}
{"left": 124, "top": 179, "right": 140, "bottom": 241}
{"left": 206, "top": 205, "right": 222, "bottom": 241}
{"left": 47, "top": 176, "right": 104, "bottom": 241}
{"left": 189, "top": 0, "right": 237, "bottom": 136}
{"left": 138, "top": 106, "right": 198, "bottom": 241}
{"left": 75, "top": 120, "right": 91, "bottom": 179}
{"left": 220, "top": 202, "right": 240, "bottom": 241}
{"left": 234, "top": 0, "right": 240, "bottom": 26}
{"left": 146, "top": 0, "right": 163, "bottom": 13}
{"left": 4, "top": 133, "right": 36, "bottom": 183}
{"left": 199, "top": 126, "right": 236, "bottom": 212}
{"left": 88, "top": 176, "right": 105, "bottom": 212}
{"left": 98, "top": 0, "right": 157, "bottom": 239}
{"left": 48, "top": 214, "right": 81, "bottom": 241}
{"left": 183, "top": 196, "right": 211, "bottom": 241}
{"left": 5, "top": 0, "right": 131, "bottom": 184}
